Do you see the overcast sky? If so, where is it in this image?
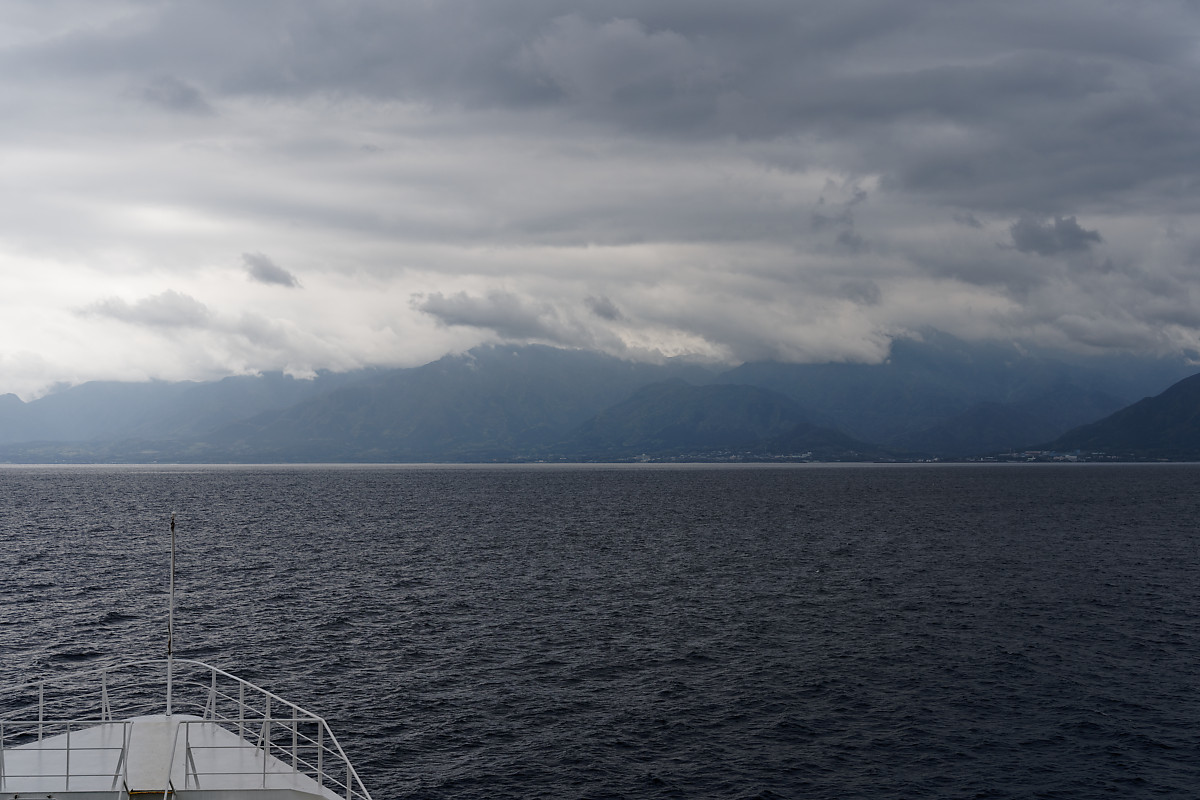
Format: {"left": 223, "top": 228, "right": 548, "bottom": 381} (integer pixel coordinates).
{"left": 1, "top": 1, "right": 1198, "bottom": 397}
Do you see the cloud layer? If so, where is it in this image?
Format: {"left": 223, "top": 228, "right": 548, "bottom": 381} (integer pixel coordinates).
{"left": 0, "top": 1, "right": 1197, "bottom": 396}
{"left": 243, "top": 252, "right": 300, "bottom": 288}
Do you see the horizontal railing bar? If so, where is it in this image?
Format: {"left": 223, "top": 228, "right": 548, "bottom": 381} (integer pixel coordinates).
{"left": 2, "top": 771, "right": 125, "bottom": 778}
{"left": 0, "top": 718, "right": 123, "bottom": 725}
{"left": 179, "top": 745, "right": 362, "bottom": 796}
{"left": 0, "top": 746, "right": 125, "bottom": 753}
{"left": 2, "top": 707, "right": 321, "bottom": 728}
{"left": 175, "top": 740, "right": 321, "bottom": 752}
{"left": 2, "top": 660, "right": 320, "bottom": 719}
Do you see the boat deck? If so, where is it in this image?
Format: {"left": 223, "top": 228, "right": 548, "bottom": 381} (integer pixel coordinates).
{"left": 0, "top": 660, "right": 371, "bottom": 800}
{"left": 2, "top": 714, "right": 344, "bottom": 800}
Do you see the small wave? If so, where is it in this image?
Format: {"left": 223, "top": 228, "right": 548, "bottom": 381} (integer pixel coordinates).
{"left": 51, "top": 650, "right": 105, "bottom": 663}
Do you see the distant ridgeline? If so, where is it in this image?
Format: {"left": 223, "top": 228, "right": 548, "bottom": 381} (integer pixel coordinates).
{"left": 1046, "top": 372, "right": 1200, "bottom": 460}
{"left": 0, "top": 334, "right": 1194, "bottom": 462}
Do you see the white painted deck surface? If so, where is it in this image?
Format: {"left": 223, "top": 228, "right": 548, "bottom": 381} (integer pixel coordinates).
{"left": 1, "top": 714, "right": 341, "bottom": 799}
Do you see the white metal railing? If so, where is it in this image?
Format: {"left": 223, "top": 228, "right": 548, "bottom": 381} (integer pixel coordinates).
{"left": 0, "top": 659, "right": 373, "bottom": 800}
{"left": 0, "top": 718, "right": 131, "bottom": 791}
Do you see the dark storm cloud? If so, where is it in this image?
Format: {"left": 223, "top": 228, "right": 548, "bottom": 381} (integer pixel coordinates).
{"left": 812, "top": 185, "right": 867, "bottom": 230}
{"left": 82, "top": 291, "right": 212, "bottom": 328}
{"left": 515, "top": 13, "right": 729, "bottom": 130}
{"left": 836, "top": 230, "right": 866, "bottom": 253}
{"left": 1009, "top": 216, "right": 1103, "bottom": 256}
{"left": 12, "top": 2, "right": 1198, "bottom": 216}
{"left": 813, "top": 184, "right": 869, "bottom": 252}
{"left": 242, "top": 253, "right": 301, "bottom": 288}
{"left": 585, "top": 295, "right": 624, "bottom": 321}
{"left": 141, "top": 75, "right": 212, "bottom": 115}
{"left": 417, "top": 291, "right": 563, "bottom": 342}
{"left": 837, "top": 280, "right": 881, "bottom": 306}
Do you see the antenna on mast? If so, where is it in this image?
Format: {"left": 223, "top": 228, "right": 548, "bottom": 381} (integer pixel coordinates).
{"left": 168, "top": 512, "right": 176, "bottom": 716}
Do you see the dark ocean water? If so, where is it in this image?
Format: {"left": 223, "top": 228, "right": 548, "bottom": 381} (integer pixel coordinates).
{"left": 1, "top": 463, "right": 1199, "bottom": 799}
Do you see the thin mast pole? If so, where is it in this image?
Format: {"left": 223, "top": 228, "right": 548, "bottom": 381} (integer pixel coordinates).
{"left": 168, "top": 512, "right": 175, "bottom": 716}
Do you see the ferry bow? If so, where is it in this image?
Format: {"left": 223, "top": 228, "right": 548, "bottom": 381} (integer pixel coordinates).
{"left": 0, "top": 658, "right": 374, "bottom": 800}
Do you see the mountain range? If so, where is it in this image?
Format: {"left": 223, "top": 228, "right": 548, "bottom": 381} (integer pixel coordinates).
{"left": 1047, "top": 372, "right": 1200, "bottom": 459}
{"left": 0, "top": 332, "right": 1195, "bottom": 462}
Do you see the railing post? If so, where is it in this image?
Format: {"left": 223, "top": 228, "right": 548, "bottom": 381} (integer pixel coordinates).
{"left": 101, "top": 670, "right": 111, "bottom": 722}
{"left": 1, "top": 720, "right": 7, "bottom": 790}
{"left": 161, "top": 719, "right": 180, "bottom": 800}
{"left": 185, "top": 722, "right": 193, "bottom": 789}
{"left": 110, "top": 720, "right": 131, "bottom": 791}
{"left": 260, "top": 697, "right": 271, "bottom": 788}
{"left": 206, "top": 670, "right": 217, "bottom": 720}
{"left": 317, "top": 724, "right": 323, "bottom": 790}
{"left": 259, "top": 697, "right": 271, "bottom": 748}
{"left": 239, "top": 682, "right": 246, "bottom": 741}
{"left": 37, "top": 682, "right": 44, "bottom": 742}
{"left": 261, "top": 721, "right": 269, "bottom": 786}
{"left": 125, "top": 719, "right": 132, "bottom": 786}
{"left": 292, "top": 707, "right": 298, "bottom": 772}
{"left": 64, "top": 723, "right": 71, "bottom": 791}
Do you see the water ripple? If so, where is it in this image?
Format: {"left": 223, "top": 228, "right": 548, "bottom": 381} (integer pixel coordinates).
{"left": 0, "top": 464, "right": 1199, "bottom": 798}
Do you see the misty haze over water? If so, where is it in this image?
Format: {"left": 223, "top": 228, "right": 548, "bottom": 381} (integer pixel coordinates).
{"left": 1, "top": 463, "right": 1197, "bottom": 798}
